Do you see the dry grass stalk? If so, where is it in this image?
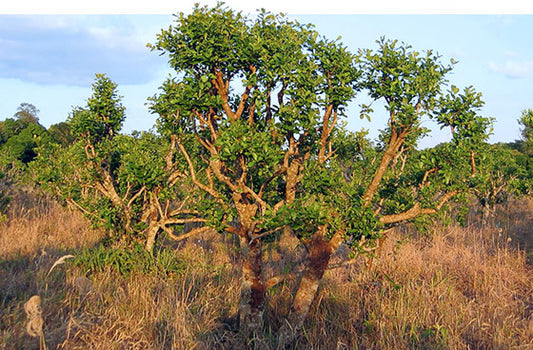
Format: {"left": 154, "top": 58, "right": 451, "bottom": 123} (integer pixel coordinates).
{"left": 47, "top": 255, "right": 75, "bottom": 277}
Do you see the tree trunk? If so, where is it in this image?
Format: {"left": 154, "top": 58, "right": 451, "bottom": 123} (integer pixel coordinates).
{"left": 278, "top": 227, "right": 333, "bottom": 347}
{"left": 232, "top": 195, "right": 265, "bottom": 338}
{"left": 238, "top": 234, "right": 265, "bottom": 338}
{"left": 144, "top": 201, "right": 160, "bottom": 253}
{"left": 144, "top": 222, "right": 160, "bottom": 253}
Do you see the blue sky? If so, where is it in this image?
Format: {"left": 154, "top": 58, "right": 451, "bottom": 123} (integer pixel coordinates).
{"left": 1, "top": 2, "right": 532, "bottom": 147}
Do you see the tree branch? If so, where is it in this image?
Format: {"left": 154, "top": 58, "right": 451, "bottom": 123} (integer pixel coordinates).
{"left": 127, "top": 186, "right": 146, "bottom": 208}
{"left": 362, "top": 127, "right": 409, "bottom": 207}
{"left": 249, "top": 226, "right": 286, "bottom": 244}
{"left": 379, "top": 190, "right": 459, "bottom": 224}
{"left": 213, "top": 69, "right": 237, "bottom": 121}
{"left": 162, "top": 225, "right": 213, "bottom": 242}
{"left": 318, "top": 104, "right": 334, "bottom": 164}
{"left": 164, "top": 217, "right": 209, "bottom": 225}
{"left": 176, "top": 138, "right": 223, "bottom": 202}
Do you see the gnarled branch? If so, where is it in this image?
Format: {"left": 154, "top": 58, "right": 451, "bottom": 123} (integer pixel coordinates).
{"left": 379, "top": 190, "right": 459, "bottom": 224}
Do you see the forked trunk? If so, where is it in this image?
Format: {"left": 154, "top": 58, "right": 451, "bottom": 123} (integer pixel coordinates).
{"left": 278, "top": 227, "right": 333, "bottom": 346}
{"left": 238, "top": 234, "right": 265, "bottom": 338}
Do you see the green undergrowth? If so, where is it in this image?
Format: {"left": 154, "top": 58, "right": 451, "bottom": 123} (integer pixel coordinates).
{"left": 73, "top": 243, "right": 188, "bottom": 277}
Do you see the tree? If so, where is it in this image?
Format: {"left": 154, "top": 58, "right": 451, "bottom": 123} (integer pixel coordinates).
{"left": 14, "top": 102, "right": 40, "bottom": 125}
{"left": 0, "top": 118, "right": 27, "bottom": 147}
{"left": 47, "top": 122, "right": 76, "bottom": 147}
{"left": 0, "top": 121, "right": 49, "bottom": 168}
{"left": 149, "top": 4, "right": 361, "bottom": 338}
{"left": 518, "top": 109, "right": 533, "bottom": 156}
{"left": 275, "top": 40, "right": 491, "bottom": 344}
{"left": 69, "top": 74, "right": 125, "bottom": 143}
{"left": 34, "top": 74, "right": 207, "bottom": 252}
{"left": 149, "top": 4, "right": 491, "bottom": 344}
{"left": 470, "top": 143, "right": 527, "bottom": 223}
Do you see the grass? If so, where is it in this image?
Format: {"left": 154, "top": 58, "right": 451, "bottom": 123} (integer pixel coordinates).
{"left": 0, "top": 188, "right": 532, "bottom": 349}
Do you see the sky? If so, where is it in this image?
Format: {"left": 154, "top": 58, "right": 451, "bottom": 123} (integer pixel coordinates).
{"left": 1, "top": 1, "right": 532, "bottom": 147}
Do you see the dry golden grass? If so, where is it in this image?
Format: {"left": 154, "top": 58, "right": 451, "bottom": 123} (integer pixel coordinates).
{"left": 1, "top": 192, "right": 532, "bottom": 349}
{"left": 0, "top": 190, "right": 104, "bottom": 259}
{"left": 303, "top": 224, "right": 533, "bottom": 349}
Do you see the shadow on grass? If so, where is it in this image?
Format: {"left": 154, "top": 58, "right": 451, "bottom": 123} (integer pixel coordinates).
{"left": 0, "top": 243, "right": 103, "bottom": 350}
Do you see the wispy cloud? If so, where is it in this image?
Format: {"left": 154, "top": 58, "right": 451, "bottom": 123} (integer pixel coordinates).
{"left": 488, "top": 60, "right": 533, "bottom": 79}
{"left": 0, "top": 15, "right": 168, "bottom": 86}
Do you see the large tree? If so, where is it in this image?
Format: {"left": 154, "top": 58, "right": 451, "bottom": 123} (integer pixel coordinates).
{"left": 149, "top": 4, "right": 361, "bottom": 337}
{"left": 149, "top": 4, "right": 491, "bottom": 345}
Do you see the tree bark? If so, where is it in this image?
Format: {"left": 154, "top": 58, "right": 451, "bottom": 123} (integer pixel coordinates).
{"left": 278, "top": 226, "right": 333, "bottom": 347}
{"left": 238, "top": 232, "right": 265, "bottom": 338}
{"left": 231, "top": 194, "right": 266, "bottom": 338}
{"left": 144, "top": 222, "right": 160, "bottom": 253}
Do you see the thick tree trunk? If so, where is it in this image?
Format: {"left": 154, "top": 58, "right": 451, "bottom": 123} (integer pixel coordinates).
{"left": 238, "top": 233, "right": 265, "bottom": 338}
{"left": 278, "top": 227, "right": 333, "bottom": 346}
{"left": 232, "top": 195, "right": 265, "bottom": 338}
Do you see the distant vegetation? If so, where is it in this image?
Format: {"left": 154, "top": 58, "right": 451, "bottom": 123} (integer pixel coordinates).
{"left": 0, "top": 3, "right": 532, "bottom": 349}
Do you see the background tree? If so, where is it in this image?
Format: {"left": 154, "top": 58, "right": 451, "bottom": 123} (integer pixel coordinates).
{"left": 0, "top": 123, "right": 49, "bottom": 167}
{"left": 469, "top": 143, "right": 527, "bottom": 223}
{"left": 47, "top": 122, "right": 75, "bottom": 147}
{"left": 14, "top": 102, "right": 40, "bottom": 125}
{"left": 0, "top": 103, "right": 49, "bottom": 169}
{"left": 518, "top": 108, "right": 533, "bottom": 156}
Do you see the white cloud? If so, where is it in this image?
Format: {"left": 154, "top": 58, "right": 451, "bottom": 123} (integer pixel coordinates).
{"left": 488, "top": 60, "right": 533, "bottom": 79}
{"left": 0, "top": 15, "right": 167, "bottom": 86}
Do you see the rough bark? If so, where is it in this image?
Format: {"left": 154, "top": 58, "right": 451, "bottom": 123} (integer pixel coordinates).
{"left": 278, "top": 226, "right": 333, "bottom": 347}
{"left": 238, "top": 234, "right": 265, "bottom": 338}
{"left": 144, "top": 200, "right": 160, "bottom": 253}
{"left": 232, "top": 194, "right": 266, "bottom": 337}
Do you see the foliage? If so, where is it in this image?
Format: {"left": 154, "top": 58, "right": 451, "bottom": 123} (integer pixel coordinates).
{"left": 69, "top": 74, "right": 125, "bottom": 143}
{"left": 14, "top": 102, "right": 40, "bottom": 124}
{"left": 518, "top": 108, "right": 533, "bottom": 156}
{"left": 149, "top": 3, "right": 364, "bottom": 238}
{"left": 73, "top": 243, "right": 187, "bottom": 277}
{"left": 1, "top": 123, "right": 50, "bottom": 167}
{"left": 0, "top": 103, "right": 74, "bottom": 175}
{"left": 470, "top": 142, "right": 533, "bottom": 219}
{"left": 47, "top": 122, "right": 75, "bottom": 147}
